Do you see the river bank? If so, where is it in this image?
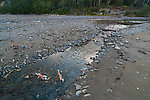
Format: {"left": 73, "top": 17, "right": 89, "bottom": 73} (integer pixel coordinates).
{"left": 0, "top": 15, "right": 150, "bottom": 100}
{"left": 61, "top": 24, "right": 150, "bottom": 100}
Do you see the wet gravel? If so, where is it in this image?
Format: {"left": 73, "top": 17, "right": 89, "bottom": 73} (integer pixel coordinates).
{"left": 0, "top": 15, "right": 150, "bottom": 100}
{"left": 0, "top": 15, "right": 101, "bottom": 79}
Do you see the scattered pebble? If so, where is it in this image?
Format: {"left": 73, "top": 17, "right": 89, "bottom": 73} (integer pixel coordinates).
{"left": 115, "top": 46, "right": 120, "bottom": 50}
{"left": 141, "top": 64, "right": 145, "bottom": 66}
{"left": 82, "top": 89, "right": 87, "bottom": 94}
{"left": 82, "top": 85, "right": 90, "bottom": 89}
{"left": 138, "top": 50, "right": 147, "bottom": 55}
{"left": 144, "top": 77, "right": 147, "bottom": 80}
{"left": 107, "top": 88, "right": 113, "bottom": 92}
{"left": 124, "top": 40, "right": 129, "bottom": 44}
{"left": 75, "top": 84, "right": 82, "bottom": 90}
{"left": 116, "top": 60, "right": 123, "bottom": 65}
{"left": 137, "top": 88, "right": 139, "bottom": 90}
{"left": 136, "top": 38, "right": 140, "bottom": 40}
{"left": 76, "top": 90, "right": 82, "bottom": 96}
{"left": 84, "top": 94, "right": 91, "bottom": 97}
{"left": 24, "top": 75, "right": 30, "bottom": 79}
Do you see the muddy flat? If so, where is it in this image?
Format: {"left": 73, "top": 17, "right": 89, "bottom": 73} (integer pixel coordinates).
{"left": 61, "top": 22, "right": 150, "bottom": 100}
{"left": 0, "top": 15, "right": 150, "bottom": 100}
{"left": 64, "top": 30, "right": 150, "bottom": 100}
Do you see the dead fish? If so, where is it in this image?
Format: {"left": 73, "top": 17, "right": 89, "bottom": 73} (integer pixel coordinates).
{"left": 58, "top": 70, "right": 64, "bottom": 82}
{"left": 34, "top": 73, "right": 48, "bottom": 81}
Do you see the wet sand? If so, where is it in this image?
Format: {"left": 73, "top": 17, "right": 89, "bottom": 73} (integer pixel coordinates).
{"left": 61, "top": 28, "right": 150, "bottom": 100}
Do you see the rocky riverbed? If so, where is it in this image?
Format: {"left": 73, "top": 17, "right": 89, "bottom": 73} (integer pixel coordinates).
{"left": 61, "top": 20, "right": 150, "bottom": 100}
{"left": 0, "top": 15, "right": 150, "bottom": 100}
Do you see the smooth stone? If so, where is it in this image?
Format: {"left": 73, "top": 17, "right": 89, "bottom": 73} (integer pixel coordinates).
{"left": 124, "top": 40, "right": 129, "bottom": 44}
{"left": 107, "top": 43, "right": 114, "bottom": 45}
{"left": 84, "top": 94, "right": 91, "bottom": 97}
{"left": 120, "top": 43, "right": 124, "bottom": 46}
{"left": 82, "top": 85, "right": 90, "bottom": 89}
{"left": 75, "top": 84, "right": 82, "bottom": 90}
{"left": 115, "top": 46, "right": 120, "bottom": 50}
{"left": 76, "top": 90, "right": 82, "bottom": 96}
{"left": 82, "top": 89, "right": 87, "bottom": 94}
{"left": 116, "top": 60, "right": 123, "bottom": 65}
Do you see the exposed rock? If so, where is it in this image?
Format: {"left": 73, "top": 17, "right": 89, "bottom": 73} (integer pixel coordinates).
{"left": 82, "top": 85, "right": 90, "bottom": 89}
{"left": 94, "top": 60, "right": 100, "bottom": 63}
{"left": 75, "top": 84, "right": 82, "bottom": 90}
{"left": 85, "top": 62, "right": 91, "bottom": 66}
{"left": 116, "top": 60, "right": 123, "bottom": 65}
{"left": 107, "top": 42, "right": 114, "bottom": 46}
{"left": 124, "top": 40, "right": 129, "bottom": 44}
{"left": 24, "top": 75, "right": 29, "bottom": 79}
{"left": 107, "top": 88, "right": 113, "bottom": 92}
{"left": 120, "top": 42, "right": 124, "bottom": 46}
{"left": 66, "top": 92, "right": 72, "bottom": 99}
{"left": 82, "top": 89, "right": 87, "bottom": 94}
{"left": 84, "top": 94, "right": 91, "bottom": 97}
{"left": 76, "top": 90, "right": 82, "bottom": 96}
{"left": 138, "top": 50, "right": 147, "bottom": 55}
{"left": 94, "top": 68, "right": 98, "bottom": 71}
{"left": 115, "top": 46, "right": 120, "bottom": 50}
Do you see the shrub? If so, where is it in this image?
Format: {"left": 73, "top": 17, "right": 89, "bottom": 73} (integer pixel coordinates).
{"left": 52, "top": 8, "right": 70, "bottom": 15}
{"left": 136, "top": 5, "right": 150, "bottom": 17}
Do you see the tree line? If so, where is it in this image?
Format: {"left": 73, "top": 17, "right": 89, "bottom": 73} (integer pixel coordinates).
{"left": 0, "top": 0, "right": 149, "bottom": 14}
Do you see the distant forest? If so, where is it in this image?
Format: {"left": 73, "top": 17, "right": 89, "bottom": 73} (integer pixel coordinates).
{"left": 0, "top": 0, "right": 150, "bottom": 16}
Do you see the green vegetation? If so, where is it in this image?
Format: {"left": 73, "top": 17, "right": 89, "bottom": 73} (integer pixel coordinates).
{"left": 136, "top": 5, "right": 150, "bottom": 17}
{"left": 0, "top": 0, "right": 150, "bottom": 16}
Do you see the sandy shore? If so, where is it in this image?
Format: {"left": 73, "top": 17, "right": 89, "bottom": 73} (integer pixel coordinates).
{"left": 61, "top": 28, "right": 150, "bottom": 100}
